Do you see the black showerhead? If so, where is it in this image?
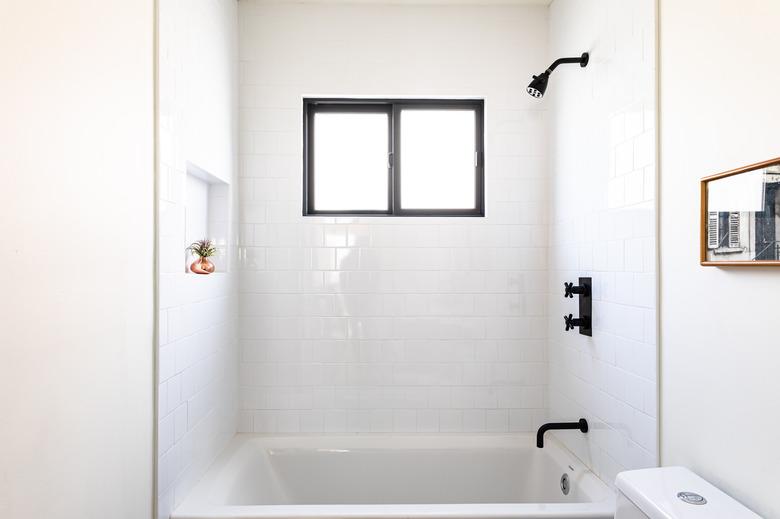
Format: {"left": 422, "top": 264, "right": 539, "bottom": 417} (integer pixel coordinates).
{"left": 526, "top": 52, "right": 589, "bottom": 99}
{"left": 526, "top": 72, "right": 549, "bottom": 98}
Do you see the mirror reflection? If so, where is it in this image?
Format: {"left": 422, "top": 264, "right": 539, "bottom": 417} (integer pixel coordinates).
{"left": 705, "top": 164, "right": 780, "bottom": 262}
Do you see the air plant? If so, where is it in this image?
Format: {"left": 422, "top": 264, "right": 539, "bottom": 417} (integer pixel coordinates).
{"left": 187, "top": 239, "right": 217, "bottom": 259}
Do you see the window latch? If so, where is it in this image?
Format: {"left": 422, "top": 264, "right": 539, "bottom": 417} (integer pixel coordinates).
{"left": 388, "top": 152, "right": 394, "bottom": 169}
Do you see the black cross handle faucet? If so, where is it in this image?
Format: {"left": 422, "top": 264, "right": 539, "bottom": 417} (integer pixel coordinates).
{"left": 564, "top": 313, "right": 591, "bottom": 332}
{"left": 564, "top": 281, "right": 590, "bottom": 298}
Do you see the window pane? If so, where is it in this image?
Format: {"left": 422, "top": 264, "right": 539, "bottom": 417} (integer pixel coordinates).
{"left": 313, "top": 112, "right": 389, "bottom": 211}
{"left": 400, "top": 109, "right": 476, "bottom": 210}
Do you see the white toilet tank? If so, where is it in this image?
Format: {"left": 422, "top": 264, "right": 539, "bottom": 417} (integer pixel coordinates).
{"left": 614, "top": 467, "right": 761, "bottom": 519}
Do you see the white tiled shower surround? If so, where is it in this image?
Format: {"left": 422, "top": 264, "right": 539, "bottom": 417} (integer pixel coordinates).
{"left": 547, "top": 0, "right": 657, "bottom": 485}
{"left": 236, "top": 2, "right": 553, "bottom": 434}
{"left": 155, "top": 1, "right": 659, "bottom": 515}
{"left": 157, "top": 0, "right": 239, "bottom": 516}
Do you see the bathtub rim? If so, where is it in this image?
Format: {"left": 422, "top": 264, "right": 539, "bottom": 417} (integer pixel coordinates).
{"left": 172, "top": 502, "right": 615, "bottom": 519}
{"left": 172, "top": 433, "right": 616, "bottom": 519}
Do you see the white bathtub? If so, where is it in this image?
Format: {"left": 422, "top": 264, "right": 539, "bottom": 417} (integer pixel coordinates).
{"left": 172, "top": 434, "right": 614, "bottom": 519}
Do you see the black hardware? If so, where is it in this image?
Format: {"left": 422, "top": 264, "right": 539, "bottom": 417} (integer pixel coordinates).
{"left": 527, "top": 52, "right": 589, "bottom": 98}
{"left": 547, "top": 52, "right": 590, "bottom": 71}
{"left": 563, "top": 277, "right": 592, "bottom": 336}
{"left": 564, "top": 313, "right": 590, "bottom": 331}
{"left": 302, "top": 98, "right": 485, "bottom": 217}
{"left": 536, "top": 419, "right": 589, "bottom": 448}
{"left": 564, "top": 281, "right": 590, "bottom": 298}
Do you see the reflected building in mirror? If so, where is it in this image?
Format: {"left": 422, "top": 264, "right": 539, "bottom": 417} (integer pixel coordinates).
{"left": 707, "top": 165, "right": 780, "bottom": 261}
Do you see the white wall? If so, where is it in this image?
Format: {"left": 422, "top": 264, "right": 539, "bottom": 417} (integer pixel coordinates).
{"left": 0, "top": 1, "right": 154, "bottom": 518}
{"left": 237, "top": 1, "right": 551, "bottom": 434}
{"left": 659, "top": 1, "right": 780, "bottom": 517}
{"left": 156, "top": 0, "right": 239, "bottom": 517}
{"left": 547, "top": 0, "right": 657, "bottom": 485}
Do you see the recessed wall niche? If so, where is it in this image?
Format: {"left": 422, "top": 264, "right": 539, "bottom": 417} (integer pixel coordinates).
{"left": 184, "top": 162, "right": 230, "bottom": 273}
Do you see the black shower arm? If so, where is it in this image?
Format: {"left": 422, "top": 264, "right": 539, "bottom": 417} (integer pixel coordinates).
{"left": 546, "top": 57, "right": 583, "bottom": 73}
{"left": 544, "top": 53, "right": 589, "bottom": 74}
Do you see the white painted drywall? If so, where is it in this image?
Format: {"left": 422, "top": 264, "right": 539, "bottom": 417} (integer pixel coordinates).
{"left": 0, "top": 1, "right": 154, "bottom": 518}
{"left": 547, "top": 0, "right": 657, "bottom": 485}
{"left": 660, "top": 1, "right": 780, "bottom": 517}
{"left": 237, "top": 1, "right": 551, "bottom": 434}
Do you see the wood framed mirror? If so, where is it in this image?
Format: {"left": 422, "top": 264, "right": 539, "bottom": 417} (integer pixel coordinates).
{"left": 701, "top": 157, "right": 780, "bottom": 266}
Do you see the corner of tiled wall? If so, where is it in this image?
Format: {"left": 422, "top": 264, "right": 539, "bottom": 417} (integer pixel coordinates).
{"left": 157, "top": 0, "right": 239, "bottom": 517}
{"left": 547, "top": 0, "right": 658, "bottom": 486}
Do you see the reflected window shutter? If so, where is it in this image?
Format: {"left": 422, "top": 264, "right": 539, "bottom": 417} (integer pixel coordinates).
{"left": 729, "top": 212, "right": 740, "bottom": 248}
{"left": 708, "top": 212, "right": 720, "bottom": 249}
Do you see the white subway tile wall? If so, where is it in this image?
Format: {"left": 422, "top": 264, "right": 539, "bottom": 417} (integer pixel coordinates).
{"left": 547, "top": 0, "right": 657, "bottom": 485}
{"left": 237, "top": 2, "right": 552, "bottom": 435}
{"left": 157, "top": 0, "right": 239, "bottom": 517}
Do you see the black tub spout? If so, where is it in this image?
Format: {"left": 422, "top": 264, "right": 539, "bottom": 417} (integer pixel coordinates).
{"left": 536, "top": 419, "right": 588, "bottom": 448}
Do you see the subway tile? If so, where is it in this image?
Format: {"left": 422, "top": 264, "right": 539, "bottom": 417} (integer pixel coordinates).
{"left": 392, "top": 410, "right": 417, "bottom": 432}
{"left": 439, "top": 410, "right": 464, "bottom": 432}
{"left": 276, "top": 411, "right": 301, "bottom": 433}
{"left": 346, "top": 410, "right": 371, "bottom": 433}
{"left": 227, "top": 8, "right": 657, "bottom": 495}
{"left": 509, "top": 409, "right": 534, "bottom": 432}
{"left": 299, "top": 410, "right": 324, "bottom": 433}
{"left": 158, "top": 413, "right": 175, "bottom": 454}
{"left": 486, "top": 410, "right": 509, "bottom": 432}
{"left": 463, "top": 410, "right": 487, "bottom": 432}
{"left": 415, "top": 410, "right": 438, "bottom": 432}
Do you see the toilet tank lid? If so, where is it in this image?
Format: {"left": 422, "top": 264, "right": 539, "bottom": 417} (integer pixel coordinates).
{"left": 615, "top": 467, "right": 760, "bottom": 519}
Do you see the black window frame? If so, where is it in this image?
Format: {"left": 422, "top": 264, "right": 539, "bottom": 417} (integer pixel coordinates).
{"left": 303, "top": 98, "right": 485, "bottom": 217}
